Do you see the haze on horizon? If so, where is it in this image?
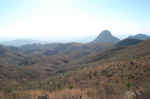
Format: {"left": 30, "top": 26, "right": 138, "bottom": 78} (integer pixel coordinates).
{"left": 0, "top": 0, "right": 150, "bottom": 42}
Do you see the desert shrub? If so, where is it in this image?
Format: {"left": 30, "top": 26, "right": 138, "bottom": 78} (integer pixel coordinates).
{"left": 3, "top": 88, "right": 14, "bottom": 93}
{"left": 126, "top": 82, "right": 136, "bottom": 89}
{"left": 68, "top": 84, "right": 74, "bottom": 89}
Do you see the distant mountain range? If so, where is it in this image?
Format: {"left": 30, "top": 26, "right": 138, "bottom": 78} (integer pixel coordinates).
{"left": 128, "top": 34, "right": 150, "bottom": 40}
{"left": 0, "top": 39, "right": 47, "bottom": 47}
{"left": 0, "top": 30, "right": 149, "bottom": 47}
{"left": 93, "top": 30, "right": 149, "bottom": 44}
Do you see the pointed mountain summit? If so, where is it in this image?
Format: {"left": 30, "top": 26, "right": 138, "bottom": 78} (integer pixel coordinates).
{"left": 93, "top": 30, "right": 120, "bottom": 43}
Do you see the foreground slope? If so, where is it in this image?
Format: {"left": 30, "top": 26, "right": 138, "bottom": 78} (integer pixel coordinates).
{"left": 1, "top": 39, "right": 150, "bottom": 99}
{"left": 31, "top": 39, "right": 150, "bottom": 99}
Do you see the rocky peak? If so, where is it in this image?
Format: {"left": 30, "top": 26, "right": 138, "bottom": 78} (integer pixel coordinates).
{"left": 93, "top": 30, "right": 120, "bottom": 43}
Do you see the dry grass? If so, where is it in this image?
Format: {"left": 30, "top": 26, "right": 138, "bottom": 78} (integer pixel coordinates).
{"left": 0, "top": 88, "right": 123, "bottom": 99}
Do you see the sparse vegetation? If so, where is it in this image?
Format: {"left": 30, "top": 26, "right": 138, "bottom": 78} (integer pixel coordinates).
{"left": 0, "top": 37, "right": 150, "bottom": 98}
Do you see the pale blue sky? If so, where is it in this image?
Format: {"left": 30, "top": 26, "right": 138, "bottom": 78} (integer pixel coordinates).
{"left": 0, "top": 0, "right": 150, "bottom": 41}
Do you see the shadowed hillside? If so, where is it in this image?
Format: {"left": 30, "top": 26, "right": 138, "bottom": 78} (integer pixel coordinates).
{"left": 115, "top": 38, "right": 143, "bottom": 47}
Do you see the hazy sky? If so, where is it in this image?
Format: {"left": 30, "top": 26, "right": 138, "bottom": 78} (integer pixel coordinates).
{"left": 0, "top": 0, "right": 150, "bottom": 41}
